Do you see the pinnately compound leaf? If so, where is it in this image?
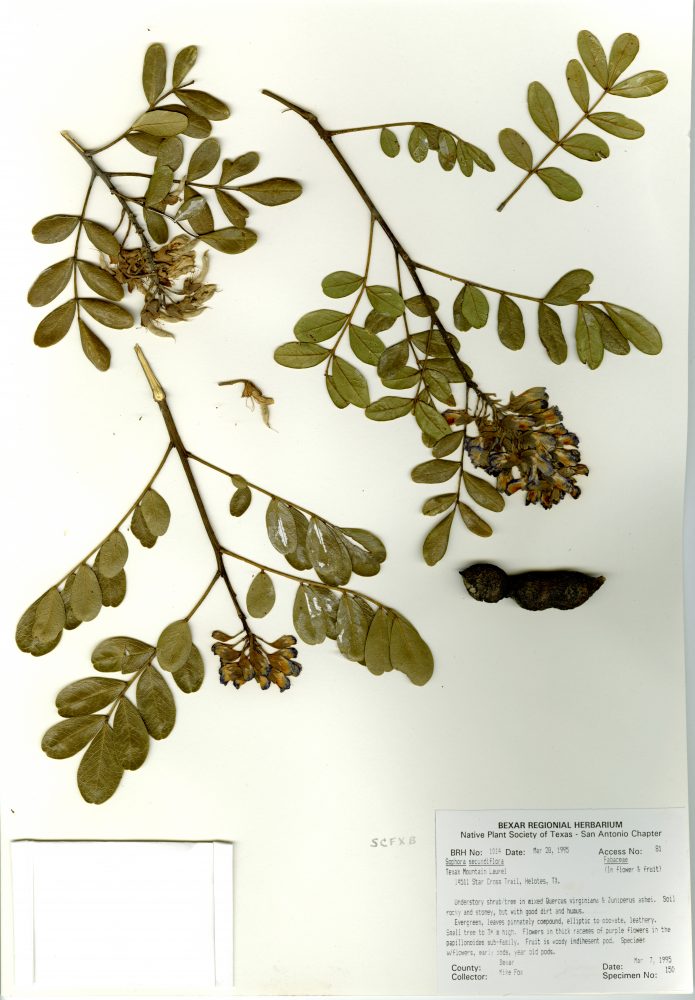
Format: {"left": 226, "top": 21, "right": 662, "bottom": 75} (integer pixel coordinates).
{"left": 156, "top": 620, "right": 192, "bottom": 672}
{"left": 247, "top": 571, "right": 276, "bottom": 618}
{"left": 77, "top": 724, "right": 123, "bottom": 804}
{"left": 536, "top": 167, "right": 582, "bottom": 202}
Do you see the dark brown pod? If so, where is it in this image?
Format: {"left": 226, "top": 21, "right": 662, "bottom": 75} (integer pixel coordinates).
{"left": 460, "top": 564, "right": 604, "bottom": 610}
{"left": 460, "top": 563, "right": 509, "bottom": 603}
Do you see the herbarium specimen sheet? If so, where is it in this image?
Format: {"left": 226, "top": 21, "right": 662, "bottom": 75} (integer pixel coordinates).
{"left": 1, "top": 0, "right": 692, "bottom": 994}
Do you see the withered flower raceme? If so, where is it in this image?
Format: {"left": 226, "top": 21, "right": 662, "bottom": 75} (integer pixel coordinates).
{"left": 457, "top": 387, "right": 589, "bottom": 509}
{"left": 109, "top": 237, "right": 217, "bottom": 338}
{"left": 213, "top": 630, "right": 302, "bottom": 692}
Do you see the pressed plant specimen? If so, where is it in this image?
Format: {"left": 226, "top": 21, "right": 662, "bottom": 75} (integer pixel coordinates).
{"left": 28, "top": 43, "right": 302, "bottom": 369}
{"left": 17, "top": 348, "right": 433, "bottom": 803}
{"left": 266, "top": 27, "right": 666, "bottom": 566}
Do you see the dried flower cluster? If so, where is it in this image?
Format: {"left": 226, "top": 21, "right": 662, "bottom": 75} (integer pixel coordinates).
{"left": 110, "top": 237, "right": 216, "bottom": 337}
{"left": 213, "top": 630, "right": 302, "bottom": 691}
{"left": 464, "top": 388, "right": 589, "bottom": 509}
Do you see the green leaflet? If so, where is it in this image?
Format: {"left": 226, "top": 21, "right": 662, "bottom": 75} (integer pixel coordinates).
{"left": 77, "top": 261, "right": 124, "bottom": 301}
{"left": 266, "top": 498, "right": 298, "bottom": 555}
{"left": 230, "top": 485, "right": 252, "bottom": 516}
{"left": 527, "top": 81, "right": 559, "bottom": 141}
{"left": 463, "top": 472, "right": 505, "bottom": 512}
{"left": 499, "top": 128, "right": 533, "bottom": 170}
{"left": 537, "top": 167, "right": 582, "bottom": 202}
{"left": 588, "top": 112, "right": 644, "bottom": 139}
{"left": 28, "top": 259, "right": 73, "bottom": 307}
{"left": 236, "top": 179, "right": 303, "bottom": 206}
{"left": 336, "top": 594, "right": 373, "bottom": 661}
{"left": 136, "top": 664, "right": 176, "bottom": 740}
{"left": 422, "top": 511, "right": 453, "bottom": 566}
{"left": 349, "top": 325, "right": 384, "bottom": 365}
{"left": 607, "top": 33, "right": 639, "bottom": 86}
{"left": 80, "top": 298, "right": 133, "bottom": 329}
{"left": 411, "top": 459, "right": 459, "bottom": 484}
{"left": 83, "top": 221, "right": 120, "bottom": 257}
{"left": 42, "top": 716, "right": 105, "bottom": 759}
{"left": 175, "top": 89, "right": 230, "bottom": 121}
{"left": 92, "top": 637, "right": 154, "bottom": 673}
{"left": 156, "top": 619, "right": 192, "bottom": 672}
{"left": 566, "top": 59, "right": 589, "bottom": 111}
{"left": 172, "top": 45, "right": 198, "bottom": 88}
{"left": 561, "top": 134, "right": 610, "bottom": 161}
{"left": 56, "top": 677, "right": 126, "bottom": 717}
{"left": 79, "top": 320, "right": 110, "bottom": 372}
{"left": 380, "top": 127, "right": 400, "bottom": 157}
{"left": 77, "top": 724, "right": 123, "bottom": 804}
{"left": 422, "top": 493, "right": 457, "bottom": 515}
{"left": 172, "top": 645, "right": 205, "bottom": 694}
{"left": 366, "top": 285, "right": 405, "bottom": 318}
{"left": 322, "top": 271, "right": 363, "bottom": 298}
{"left": 306, "top": 518, "right": 352, "bottom": 586}
{"left": 132, "top": 110, "right": 188, "bottom": 137}
{"left": 365, "top": 397, "right": 412, "bottom": 421}
{"left": 414, "top": 401, "right": 450, "bottom": 442}
{"left": 142, "top": 43, "right": 167, "bottom": 105}
{"left": 187, "top": 138, "right": 221, "bottom": 181}
{"left": 293, "top": 584, "right": 327, "bottom": 645}
{"left": 275, "top": 342, "right": 329, "bottom": 368}
{"left": 32, "top": 214, "right": 79, "bottom": 244}
{"left": 458, "top": 502, "right": 492, "bottom": 538}
{"left": 332, "top": 357, "right": 370, "bottom": 408}
{"left": 544, "top": 269, "right": 593, "bottom": 306}
{"left": 577, "top": 29, "right": 609, "bottom": 87}
{"left": 538, "top": 302, "right": 568, "bottom": 364}
{"left": 389, "top": 615, "right": 433, "bottom": 686}
{"left": 497, "top": 295, "right": 525, "bottom": 350}
{"left": 602, "top": 303, "right": 662, "bottom": 355}
{"left": 71, "top": 564, "right": 102, "bottom": 622}
{"left": 610, "top": 70, "right": 667, "bottom": 99}
{"left": 34, "top": 300, "right": 76, "bottom": 347}
{"left": 575, "top": 305, "right": 604, "bottom": 370}
{"left": 113, "top": 697, "right": 149, "bottom": 770}
{"left": 294, "top": 309, "right": 347, "bottom": 342}
{"left": 364, "top": 608, "right": 393, "bottom": 675}
{"left": 247, "top": 571, "right": 276, "bottom": 618}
